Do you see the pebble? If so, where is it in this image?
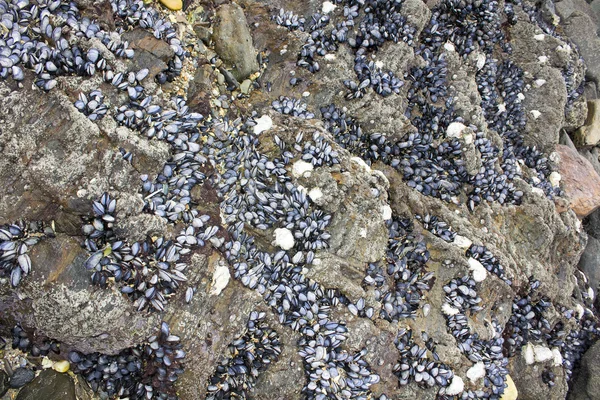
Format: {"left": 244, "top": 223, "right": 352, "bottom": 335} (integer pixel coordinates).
{"left": 159, "top": 0, "right": 182, "bottom": 11}
{"left": 500, "top": 375, "right": 519, "bottom": 400}
{"left": 52, "top": 361, "right": 70, "bottom": 373}
{"left": 240, "top": 79, "right": 252, "bottom": 94}
{"left": 9, "top": 368, "right": 35, "bottom": 388}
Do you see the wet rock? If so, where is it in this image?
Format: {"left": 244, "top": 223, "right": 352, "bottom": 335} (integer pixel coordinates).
{"left": 0, "top": 370, "right": 8, "bottom": 397}
{"left": 212, "top": 3, "right": 259, "bottom": 81}
{"left": 569, "top": 340, "right": 600, "bottom": 400}
{"left": 15, "top": 369, "right": 76, "bottom": 400}
{"left": 8, "top": 368, "right": 34, "bottom": 389}
{"left": 560, "top": 10, "right": 600, "bottom": 85}
{"left": 578, "top": 236, "right": 600, "bottom": 295}
{"left": 557, "top": 144, "right": 600, "bottom": 217}
{"left": 4, "top": 234, "right": 160, "bottom": 354}
{"left": 509, "top": 353, "right": 568, "bottom": 400}
{"left": 521, "top": 64, "right": 567, "bottom": 151}
{"left": 574, "top": 100, "right": 600, "bottom": 146}
{"left": 121, "top": 29, "right": 174, "bottom": 78}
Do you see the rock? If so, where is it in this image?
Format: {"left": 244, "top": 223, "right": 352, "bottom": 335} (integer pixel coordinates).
{"left": 9, "top": 368, "right": 35, "bottom": 389}
{"left": 14, "top": 369, "right": 76, "bottom": 400}
{"left": 0, "top": 370, "right": 8, "bottom": 397}
{"left": 575, "top": 100, "right": 600, "bottom": 146}
{"left": 557, "top": 144, "right": 600, "bottom": 217}
{"left": 569, "top": 340, "right": 600, "bottom": 400}
{"left": 121, "top": 29, "right": 174, "bottom": 79}
{"left": 212, "top": 3, "right": 259, "bottom": 81}
{"left": 585, "top": 81, "right": 598, "bottom": 100}
{"left": 560, "top": 11, "right": 600, "bottom": 85}
{"left": 578, "top": 235, "right": 600, "bottom": 294}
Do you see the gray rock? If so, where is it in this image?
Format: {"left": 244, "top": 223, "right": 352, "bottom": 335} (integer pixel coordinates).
{"left": 0, "top": 370, "right": 8, "bottom": 397}
{"left": 561, "top": 11, "right": 600, "bottom": 85}
{"left": 9, "top": 368, "right": 34, "bottom": 389}
{"left": 212, "top": 3, "right": 259, "bottom": 81}
{"left": 578, "top": 235, "right": 600, "bottom": 294}
{"left": 569, "top": 340, "right": 600, "bottom": 400}
{"left": 15, "top": 369, "right": 75, "bottom": 400}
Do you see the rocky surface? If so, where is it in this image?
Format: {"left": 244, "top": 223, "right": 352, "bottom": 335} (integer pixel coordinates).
{"left": 14, "top": 369, "right": 76, "bottom": 400}
{"left": 0, "top": 0, "right": 599, "bottom": 399}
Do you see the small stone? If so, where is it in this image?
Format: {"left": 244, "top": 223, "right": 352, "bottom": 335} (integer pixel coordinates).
{"left": 240, "top": 79, "right": 252, "bottom": 94}
{"left": 476, "top": 53, "right": 486, "bottom": 70}
{"left": 557, "top": 144, "right": 600, "bottom": 217}
{"left": 454, "top": 235, "right": 472, "bottom": 249}
{"left": 575, "top": 100, "right": 600, "bottom": 147}
{"left": 52, "top": 361, "right": 70, "bottom": 373}
{"left": 9, "top": 368, "right": 35, "bottom": 388}
{"left": 534, "top": 34, "right": 545, "bottom": 41}
{"left": 531, "top": 110, "right": 541, "bottom": 119}
{"left": 159, "top": 0, "right": 182, "bottom": 11}
{"left": 500, "top": 375, "right": 518, "bottom": 400}
{"left": 535, "top": 79, "right": 547, "bottom": 87}
{"left": 444, "top": 42, "right": 455, "bottom": 52}
{"left": 538, "top": 55, "right": 548, "bottom": 63}
{"left": 274, "top": 228, "right": 295, "bottom": 250}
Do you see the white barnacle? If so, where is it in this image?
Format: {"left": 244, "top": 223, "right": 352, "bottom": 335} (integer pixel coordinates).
{"left": 530, "top": 110, "right": 541, "bottom": 120}
{"left": 533, "top": 345, "right": 554, "bottom": 363}
{"left": 468, "top": 257, "right": 488, "bottom": 282}
{"left": 292, "top": 160, "right": 314, "bottom": 178}
{"left": 210, "top": 264, "right": 230, "bottom": 296}
{"left": 381, "top": 205, "right": 392, "bottom": 221}
{"left": 466, "top": 362, "right": 486, "bottom": 383}
{"left": 445, "top": 376, "right": 464, "bottom": 396}
{"left": 534, "top": 34, "right": 545, "bottom": 41}
{"left": 322, "top": 1, "right": 336, "bottom": 13}
{"left": 524, "top": 343, "right": 535, "bottom": 364}
{"left": 274, "top": 228, "right": 295, "bottom": 250}
{"left": 308, "top": 187, "right": 323, "bottom": 201}
{"left": 552, "top": 347, "right": 563, "bottom": 366}
{"left": 253, "top": 115, "right": 273, "bottom": 134}
{"left": 442, "top": 303, "right": 460, "bottom": 316}
{"left": 534, "top": 79, "right": 546, "bottom": 87}
{"left": 444, "top": 42, "right": 455, "bottom": 52}
{"left": 446, "top": 122, "right": 466, "bottom": 138}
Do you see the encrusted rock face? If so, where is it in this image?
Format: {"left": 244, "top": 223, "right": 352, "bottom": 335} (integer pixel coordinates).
{"left": 0, "top": 0, "right": 599, "bottom": 399}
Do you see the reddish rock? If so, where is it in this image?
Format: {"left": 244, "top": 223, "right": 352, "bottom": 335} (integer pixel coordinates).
{"left": 557, "top": 144, "right": 600, "bottom": 217}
